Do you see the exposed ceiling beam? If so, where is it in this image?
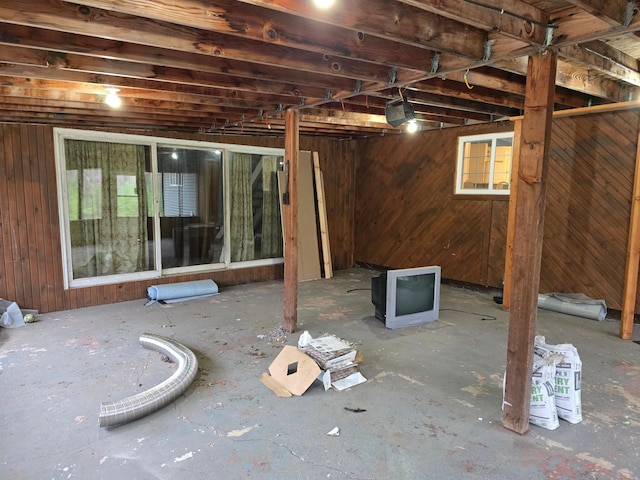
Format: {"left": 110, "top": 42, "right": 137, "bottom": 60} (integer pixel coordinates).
{"left": 562, "top": 0, "right": 635, "bottom": 27}
{"left": 558, "top": 43, "right": 640, "bottom": 87}
{"left": 395, "top": 0, "right": 549, "bottom": 45}
{"left": 73, "top": 0, "right": 488, "bottom": 59}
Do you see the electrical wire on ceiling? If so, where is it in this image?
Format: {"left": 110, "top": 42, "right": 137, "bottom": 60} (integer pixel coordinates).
{"left": 464, "top": 69, "right": 474, "bottom": 89}
{"left": 462, "top": 0, "right": 552, "bottom": 28}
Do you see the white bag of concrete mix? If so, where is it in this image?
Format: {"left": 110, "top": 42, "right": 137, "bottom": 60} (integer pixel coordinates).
{"left": 529, "top": 347, "right": 562, "bottom": 430}
{"left": 535, "top": 336, "right": 583, "bottom": 424}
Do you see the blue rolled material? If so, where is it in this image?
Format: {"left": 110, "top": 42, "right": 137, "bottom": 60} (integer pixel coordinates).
{"left": 146, "top": 279, "right": 219, "bottom": 305}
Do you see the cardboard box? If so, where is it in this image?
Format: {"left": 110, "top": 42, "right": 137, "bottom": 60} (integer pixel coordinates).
{"left": 260, "top": 345, "right": 322, "bottom": 397}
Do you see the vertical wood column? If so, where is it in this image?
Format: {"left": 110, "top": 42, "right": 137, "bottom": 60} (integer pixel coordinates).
{"left": 502, "top": 120, "right": 522, "bottom": 310}
{"left": 620, "top": 133, "right": 640, "bottom": 340}
{"left": 502, "top": 49, "right": 557, "bottom": 434}
{"left": 283, "top": 109, "right": 300, "bottom": 333}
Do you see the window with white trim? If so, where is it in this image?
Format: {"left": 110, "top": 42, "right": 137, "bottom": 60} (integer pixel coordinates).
{"left": 54, "top": 129, "right": 284, "bottom": 289}
{"left": 455, "top": 132, "right": 514, "bottom": 195}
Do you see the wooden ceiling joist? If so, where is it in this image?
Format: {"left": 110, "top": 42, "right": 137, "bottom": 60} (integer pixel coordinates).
{"left": 1, "top": 0, "right": 640, "bottom": 137}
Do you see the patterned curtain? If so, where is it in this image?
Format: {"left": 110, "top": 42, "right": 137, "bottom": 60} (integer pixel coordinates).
{"left": 229, "top": 153, "right": 255, "bottom": 262}
{"left": 65, "top": 139, "right": 148, "bottom": 278}
{"left": 261, "top": 156, "right": 282, "bottom": 258}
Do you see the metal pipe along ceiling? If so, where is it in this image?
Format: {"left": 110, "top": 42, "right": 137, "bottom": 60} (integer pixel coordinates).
{"left": 98, "top": 333, "right": 199, "bottom": 428}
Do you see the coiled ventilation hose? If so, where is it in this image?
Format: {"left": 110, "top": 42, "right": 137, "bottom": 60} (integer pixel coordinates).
{"left": 98, "top": 333, "right": 198, "bottom": 428}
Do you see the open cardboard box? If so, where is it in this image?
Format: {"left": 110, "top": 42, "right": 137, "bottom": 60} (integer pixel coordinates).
{"left": 260, "top": 345, "right": 322, "bottom": 397}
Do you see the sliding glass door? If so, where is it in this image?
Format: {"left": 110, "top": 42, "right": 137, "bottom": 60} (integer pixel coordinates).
{"left": 157, "top": 146, "right": 224, "bottom": 268}
{"left": 63, "top": 139, "right": 153, "bottom": 280}
{"left": 55, "top": 129, "right": 284, "bottom": 288}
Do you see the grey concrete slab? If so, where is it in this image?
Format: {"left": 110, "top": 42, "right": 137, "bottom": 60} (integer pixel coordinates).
{"left": 1, "top": 268, "right": 639, "bottom": 479}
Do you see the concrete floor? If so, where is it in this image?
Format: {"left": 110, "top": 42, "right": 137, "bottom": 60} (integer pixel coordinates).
{"left": 1, "top": 267, "right": 639, "bottom": 480}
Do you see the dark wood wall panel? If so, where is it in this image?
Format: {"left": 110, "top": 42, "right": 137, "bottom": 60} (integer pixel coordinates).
{"left": 355, "top": 110, "right": 640, "bottom": 313}
{"left": 0, "top": 125, "right": 356, "bottom": 313}
{"left": 355, "top": 122, "right": 513, "bottom": 287}
{"left": 0, "top": 124, "right": 64, "bottom": 313}
{"left": 488, "top": 200, "right": 509, "bottom": 287}
{"left": 4, "top": 110, "right": 639, "bottom": 315}
{"left": 541, "top": 110, "right": 640, "bottom": 311}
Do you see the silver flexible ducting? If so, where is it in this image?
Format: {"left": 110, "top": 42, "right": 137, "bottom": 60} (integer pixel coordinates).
{"left": 98, "top": 333, "right": 198, "bottom": 428}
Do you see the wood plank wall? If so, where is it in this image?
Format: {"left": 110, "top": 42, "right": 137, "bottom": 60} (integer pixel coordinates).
{"left": 355, "top": 111, "right": 640, "bottom": 312}
{"left": 5, "top": 111, "right": 638, "bottom": 315}
{"left": 541, "top": 110, "right": 640, "bottom": 310}
{"left": 355, "top": 122, "right": 514, "bottom": 288}
{"left": 0, "top": 124, "right": 357, "bottom": 313}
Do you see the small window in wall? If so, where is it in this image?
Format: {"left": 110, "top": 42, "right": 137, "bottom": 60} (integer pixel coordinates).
{"left": 455, "top": 132, "right": 514, "bottom": 195}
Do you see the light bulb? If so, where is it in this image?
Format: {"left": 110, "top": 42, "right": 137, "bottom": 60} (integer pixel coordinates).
{"left": 105, "top": 88, "right": 122, "bottom": 108}
{"left": 313, "top": 0, "right": 335, "bottom": 8}
{"left": 406, "top": 119, "right": 418, "bottom": 133}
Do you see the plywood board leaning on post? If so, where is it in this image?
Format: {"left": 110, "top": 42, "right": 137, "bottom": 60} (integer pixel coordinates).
{"left": 278, "top": 151, "right": 322, "bottom": 282}
{"left": 313, "top": 152, "right": 333, "bottom": 279}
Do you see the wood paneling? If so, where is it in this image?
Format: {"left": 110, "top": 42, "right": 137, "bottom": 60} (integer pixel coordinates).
{"left": 542, "top": 110, "right": 640, "bottom": 311}
{"left": 0, "top": 124, "right": 356, "bottom": 313}
{"left": 355, "top": 110, "right": 640, "bottom": 314}
{"left": 355, "top": 122, "right": 513, "bottom": 287}
{"left": 5, "top": 109, "right": 640, "bottom": 315}
{"left": 0, "top": 124, "right": 64, "bottom": 313}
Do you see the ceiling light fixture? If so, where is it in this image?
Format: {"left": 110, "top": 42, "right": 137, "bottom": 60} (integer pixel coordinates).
{"left": 313, "top": 0, "right": 335, "bottom": 9}
{"left": 385, "top": 96, "right": 415, "bottom": 127}
{"left": 104, "top": 88, "right": 122, "bottom": 108}
{"left": 406, "top": 119, "right": 418, "bottom": 133}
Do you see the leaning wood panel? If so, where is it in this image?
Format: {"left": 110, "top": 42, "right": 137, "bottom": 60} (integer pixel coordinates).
{"left": 313, "top": 152, "right": 333, "bottom": 278}
{"left": 297, "top": 151, "right": 321, "bottom": 281}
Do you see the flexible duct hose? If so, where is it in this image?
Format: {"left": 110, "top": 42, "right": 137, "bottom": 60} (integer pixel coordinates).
{"left": 98, "top": 333, "right": 198, "bottom": 428}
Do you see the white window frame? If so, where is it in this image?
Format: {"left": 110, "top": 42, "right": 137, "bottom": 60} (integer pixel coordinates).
{"left": 455, "top": 132, "right": 514, "bottom": 195}
{"left": 54, "top": 128, "right": 285, "bottom": 289}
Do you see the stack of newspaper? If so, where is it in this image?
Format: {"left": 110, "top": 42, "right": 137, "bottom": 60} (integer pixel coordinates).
{"left": 304, "top": 334, "right": 367, "bottom": 391}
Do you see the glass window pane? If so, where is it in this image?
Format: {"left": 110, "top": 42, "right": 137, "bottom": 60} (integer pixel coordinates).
{"left": 457, "top": 133, "right": 513, "bottom": 194}
{"left": 492, "top": 139, "right": 513, "bottom": 189}
{"left": 63, "top": 139, "right": 153, "bottom": 279}
{"left": 117, "top": 174, "right": 139, "bottom": 217}
{"left": 229, "top": 153, "right": 284, "bottom": 262}
{"left": 158, "top": 147, "right": 224, "bottom": 268}
{"left": 462, "top": 140, "right": 491, "bottom": 189}
{"left": 66, "top": 170, "right": 79, "bottom": 221}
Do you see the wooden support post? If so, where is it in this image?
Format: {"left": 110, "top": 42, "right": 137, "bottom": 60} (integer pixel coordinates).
{"left": 502, "top": 120, "right": 522, "bottom": 311}
{"left": 283, "top": 109, "right": 299, "bottom": 334}
{"left": 502, "top": 49, "right": 557, "bottom": 434}
{"left": 620, "top": 133, "right": 640, "bottom": 339}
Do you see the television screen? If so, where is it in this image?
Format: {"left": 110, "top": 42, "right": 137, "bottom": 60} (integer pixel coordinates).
{"left": 371, "top": 266, "right": 441, "bottom": 329}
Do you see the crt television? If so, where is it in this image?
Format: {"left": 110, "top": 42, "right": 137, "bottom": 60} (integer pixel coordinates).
{"left": 371, "top": 266, "right": 441, "bottom": 329}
